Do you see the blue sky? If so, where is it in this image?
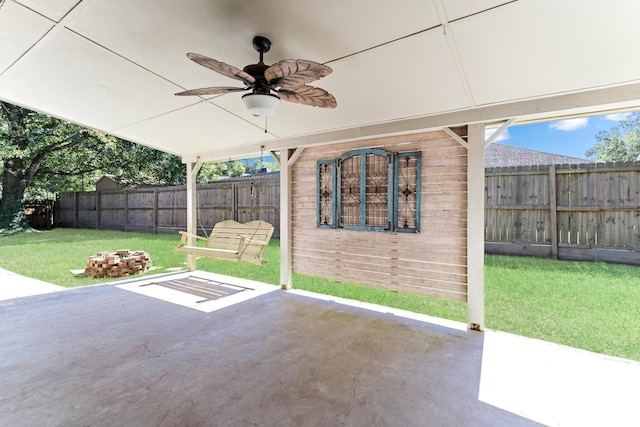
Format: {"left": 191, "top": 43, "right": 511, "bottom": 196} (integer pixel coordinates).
{"left": 486, "top": 112, "right": 634, "bottom": 159}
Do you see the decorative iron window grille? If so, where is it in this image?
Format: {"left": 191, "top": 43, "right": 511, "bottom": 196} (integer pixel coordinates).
{"left": 317, "top": 159, "right": 336, "bottom": 227}
{"left": 395, "top": 152, "right": 421, "bottom": 231}
{"left": 317, "top": 148, "right": 421, "bottom": 232}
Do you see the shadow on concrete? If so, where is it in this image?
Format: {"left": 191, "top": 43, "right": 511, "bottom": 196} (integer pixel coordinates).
{"left": 0, "top": 272, "right": 544, "bottom": 426}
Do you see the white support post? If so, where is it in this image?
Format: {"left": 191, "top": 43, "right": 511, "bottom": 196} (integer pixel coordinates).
{"left": 467, "top": 123, "right": 485, "bottom": 331}
{"left": 186, "top": 160, "right": 202, "bottom": 272}
{"left": 279, "top": 149, "right": 292, "bottom": 289}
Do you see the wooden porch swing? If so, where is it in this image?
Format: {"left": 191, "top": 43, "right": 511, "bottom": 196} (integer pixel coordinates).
{"left": 176, "top": 220, "right": 274, "bottom": 266}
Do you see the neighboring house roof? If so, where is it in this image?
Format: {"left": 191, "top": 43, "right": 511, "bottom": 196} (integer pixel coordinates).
{"left": 205, "top": 171, "right": 280, "bottom": 184}
{"left": 247, "top": 170, "right": 280, "bottom": 179}
{"left": 485, "top": 143, "right": 589, "bottom": 168}
{"left": 223, "top": 147, "right": 589, "bottom": 176}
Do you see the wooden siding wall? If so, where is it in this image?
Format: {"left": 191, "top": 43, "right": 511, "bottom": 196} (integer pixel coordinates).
{"left": 485, "top": 161, "right": 640, "bottom": 264}
{"left": 291, "top": 131, "right": 468, "bottom": 302}
{"left": 56, "top": 176, "right": 280, "bottom": 237}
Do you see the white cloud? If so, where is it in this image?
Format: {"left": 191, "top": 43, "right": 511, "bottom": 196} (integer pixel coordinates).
{"left": 485, "top": 128, "right": 510, "bottom": 143}
{"left": 603, "top": 112, "right": 632, "bottom": 122}
{"left": 548, "top": 118, "right": 589, "bottom": 131}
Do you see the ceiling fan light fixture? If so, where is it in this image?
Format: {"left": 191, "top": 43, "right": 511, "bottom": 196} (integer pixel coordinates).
{"left": 179, "top": 37, "right": 335, "bottom": 115}
{"left": 242, "top": 93, "right": 281, "bottom": 116}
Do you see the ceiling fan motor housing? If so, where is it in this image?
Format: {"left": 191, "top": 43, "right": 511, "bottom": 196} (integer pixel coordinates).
{"left": 243, "top": 62, "right": 272, "bottom": 95}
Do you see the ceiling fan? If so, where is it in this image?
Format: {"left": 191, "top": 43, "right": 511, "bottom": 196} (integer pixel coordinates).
{"left": 176, "top": 36, "right": 337, "bottom": 116}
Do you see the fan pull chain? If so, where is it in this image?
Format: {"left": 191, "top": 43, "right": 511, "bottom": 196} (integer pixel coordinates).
{"left": 264, "top": 115, "right": 268, "bottom": 134}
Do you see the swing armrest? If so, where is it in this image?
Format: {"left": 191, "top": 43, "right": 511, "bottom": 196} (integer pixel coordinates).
{"left": 178, "top": 231, "right": 210, "bottom": 247}
{"left": 238, "top": 235, "right": 269, "bottom": 246}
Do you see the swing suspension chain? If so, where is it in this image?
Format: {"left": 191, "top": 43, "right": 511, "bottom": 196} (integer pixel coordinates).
{"left": 195, "top": 158, "right": 209, "bottom": 238}
{"left": 238, "top": 220, "right": 263, "bottom": 258}
{"left": 239, "top": 145, "right": 266, "bottom": 257}
{"left": 193, "top": 154, "right": 265, "bottom": 255}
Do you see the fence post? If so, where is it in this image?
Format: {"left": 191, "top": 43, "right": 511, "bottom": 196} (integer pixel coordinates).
{"left": 54, "top": 194, "right": 59, "bottom": 227}
{"left": 153, "top": 188, "right": 159, "bottom": 234}
{"left": 95, "top": 191, "right": 100, "bottom": 230}
{"left": 73, "top": 192, "right": 78, "bottom": 228}
{"left": 124, "top": 190, "right": 128, "bottom": 232}
{"left": 232, "top": 182, "right": 239, "bottom": 222}
{"left": 548, "top": 165, "right": 558, "bottom": 259}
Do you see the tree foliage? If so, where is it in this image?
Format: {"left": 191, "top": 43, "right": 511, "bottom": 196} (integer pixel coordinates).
{"left": 244, "top": 158, "right": 280, "bottom": 175}
{"left": 586, "top": 112, "right": 640, "bottom": 162}
{"left": 0, "top": 101, "right": 283, "bottom": 232}
{"left": 197, "top": 160, "right": 246, "bottom": 183}
{"left": 0, "top": 102, "right": 184, "bottom": 230}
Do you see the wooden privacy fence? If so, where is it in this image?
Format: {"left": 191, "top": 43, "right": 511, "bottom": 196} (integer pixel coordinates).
{"left": 55, "top": 162, "right": 640, "bottom": 265}
{"left": 485, "top": 161, "right": 640, "bottom": 265}
{"left": 55, "top": 176, "right": 280, "bottom": 237}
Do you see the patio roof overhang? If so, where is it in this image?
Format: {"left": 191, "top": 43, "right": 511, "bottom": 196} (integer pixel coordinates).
{"left": 1, "top": 0, "right": 640, "bottom": 162}
{"left": 2, "top": 0, "right": 640, "bottom": 331}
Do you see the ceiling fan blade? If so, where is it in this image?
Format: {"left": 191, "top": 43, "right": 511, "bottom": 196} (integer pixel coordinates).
{"left": 175, "top": 86, "right": 248, "bottom": 96}
{"left": 186, "top": 53, "right": 256, "bottom": 85}
{"left": 278, "top": 85, "right": 337, "bottom": 109}
{"left": 265, "top": 59, "right": 332, "bottom": 88}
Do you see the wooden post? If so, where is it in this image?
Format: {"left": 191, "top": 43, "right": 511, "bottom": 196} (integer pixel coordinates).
{"left": 95, "top": 191, "right": 100, "bottom": 230}
{"left": 280, "top": 147, "right": 305, "bottom": 289}
{"left": 232, "top": 183, "right": 238, "bottom": 222}
{"left": 467, "top": 123, "right": 485, "bottom": 331}
{"left": 153, "top": 188, "right": 159, "bottom": 234}
{"left": 549, "top": 165, "right": 558, "bottom": 259}
{"left": 280, "top": 149, "right": 292, "bottom": 289}
{"left": 186, "top": 161, "right": 201, "bottom": 271}
{"left": 54, "top": 194, "right": 59, "bottom": 227}
{"left": 123, "top": 190, "right": 129, "bottom": 231}
{"left": 73, "top": 191, "right": 78, "bottom": 228}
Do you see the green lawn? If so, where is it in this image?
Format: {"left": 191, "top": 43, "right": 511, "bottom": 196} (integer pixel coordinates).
{"left": 1, "top": 228, "right": 638, "bottom": 361}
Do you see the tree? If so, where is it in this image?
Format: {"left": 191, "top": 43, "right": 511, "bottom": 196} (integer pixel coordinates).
{"left": 586, "top": 112, "right": 640, "bottom": 162}
{"left": 1, "top": 102, "right": 113, "bottom": 230}
{"left": 101, "top": 139, "right": 185, "bottom": 189}
{"left": 244, "top": 158, "right": 280, "bottom": 175}
{"left": 197, "top": 161, "right": 246, "bottom": 183}
{"left": 0, "top": 102, "right": 185, "bottom": 231}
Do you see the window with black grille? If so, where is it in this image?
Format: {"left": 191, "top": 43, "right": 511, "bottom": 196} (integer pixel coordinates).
{"left": 317, "top": 148, "right": 421, "bottom": 232}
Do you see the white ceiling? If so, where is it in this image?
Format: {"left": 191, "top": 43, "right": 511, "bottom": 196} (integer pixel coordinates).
{"left": 1, "top": 0, "right": 640, "bottom": 162}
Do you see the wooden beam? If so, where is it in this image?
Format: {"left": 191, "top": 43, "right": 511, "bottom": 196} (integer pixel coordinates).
{"left": 467, "top": 123, "right": 485, "bottom": 331}
{"left": 443, "top": 127, "right": 468, "bottom": 148}
{"left": 270, "top": 150, "right": 281, "bottom": 166}
{"left": 288, "top": 147, "right": 305, "bottom": 166}
{"left": 188, "top": 82, "right": 640, "bottom": 163}
{"left": 484, "top": 118, "right": 515, "bottom": 148}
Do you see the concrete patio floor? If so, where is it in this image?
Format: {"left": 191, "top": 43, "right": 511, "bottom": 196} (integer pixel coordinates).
{"left": 0, "top": 271, "right": 638, "bottom": 426}
{"left": 0, "top": 267, "right": 64, "bottom": 301}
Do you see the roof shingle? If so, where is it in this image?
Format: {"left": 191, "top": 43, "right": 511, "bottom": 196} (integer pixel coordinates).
{"left": 484, "top": 143, "right": 589, "bottom": 168}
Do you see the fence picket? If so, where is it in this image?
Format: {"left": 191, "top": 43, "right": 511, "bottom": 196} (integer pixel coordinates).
{"left": 55, "top": 163, "right": 639, "bottom": 264}
{"left": 485, "top": 161, "right": 640, "bottom": 265}
{"left": 56, "top": 176, "right": 281, "bottom": 237}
